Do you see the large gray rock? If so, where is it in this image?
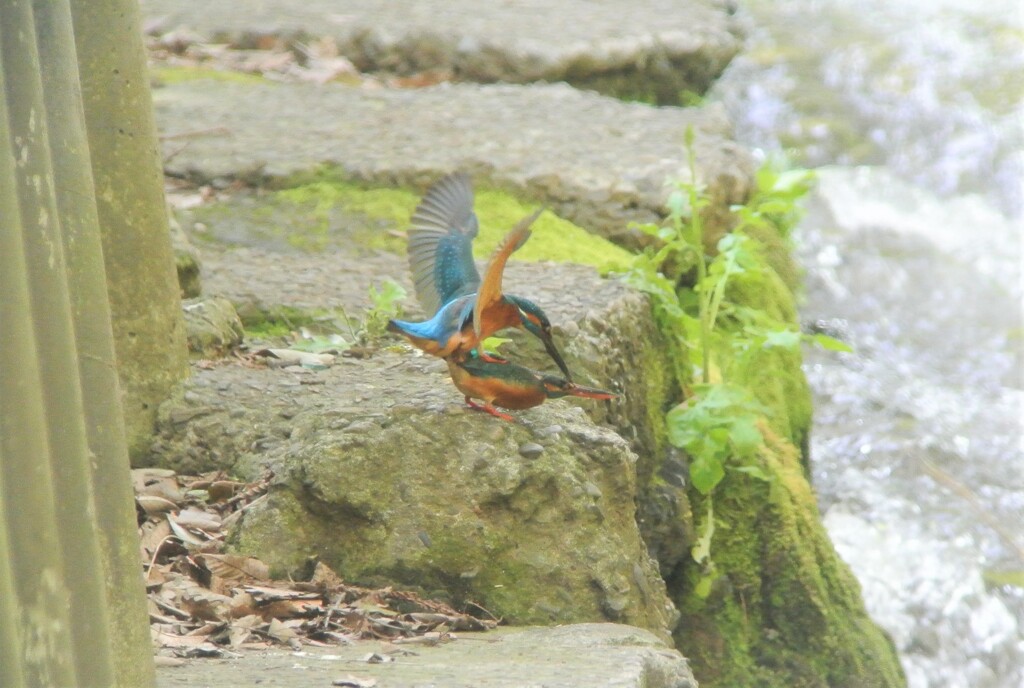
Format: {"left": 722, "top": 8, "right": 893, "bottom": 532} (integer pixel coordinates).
{"left": 150, "top": 349, "right": 678, "bottom": 639}
{"left": 144, "top": 0, "right": 741, "bottom": 103}
{"left": 156, "top": 623, "right": 697, "bottom": 688}
{"left": 161, "top": 240, "right": 691, "bottom": 576}
{"left": 153, "top": 79, "right": 753, "bottom": 249}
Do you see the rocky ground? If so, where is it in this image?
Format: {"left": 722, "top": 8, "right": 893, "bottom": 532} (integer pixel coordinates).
{"left": 143, "top": 0, "right": 742, "bottom": 104}
{"left": 156, "top": 624, "right": 696, "bottom": 688}
{"left": 142, "top": 1, "right": 905, "bottom": 686}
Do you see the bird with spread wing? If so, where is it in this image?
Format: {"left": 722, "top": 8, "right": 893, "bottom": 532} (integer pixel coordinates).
{"left": 387, "top": 173, "right": 571, "bottom": 379}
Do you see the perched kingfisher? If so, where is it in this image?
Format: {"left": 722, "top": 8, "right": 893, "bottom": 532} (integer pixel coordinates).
{"left": 387, "top": 173, "right": 572, "bottom": 379}
{"left": 446, "top": 354, "right": 616, "bottom": 421}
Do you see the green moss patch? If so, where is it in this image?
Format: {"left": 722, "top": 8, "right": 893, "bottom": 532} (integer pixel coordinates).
{"left": 272, "top": 166, "right": 633, "bottom": 272}
{"left": 152, "top": 66, "right": 266, "bottom": 85}
{"left": 674, "top": 431, "right": 904, "bottom": 688}
{"left": 237, "top": 304, "right": 344, "bottom": 341}
{"left": 627, "top": 167, "right": 903, "bottom": 686}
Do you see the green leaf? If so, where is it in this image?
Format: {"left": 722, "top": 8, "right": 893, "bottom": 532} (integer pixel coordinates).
{"left": 657, "top": 225, "right": 678, "bottom": 241}
{"left": 731, "top": 464, "right": 771, "bottom": 482}
{"left": 666, "top": 190, "right": 688, "bottom": 218}
{"left": 694, "top": 573, "right": 714, "bottom": 599}
{"left": 292, "top": 334, "right": 351, "bottom": 353}
{"left": 809, "top": 333, "right": 854, "bottom": 353}
{"left": 773, "top": 169, "right": 815, "bottom": 193}
{"left": 369, "top": 279, "right": 407, "bottom": 314}
{"left": 982, "top": 569, "right": 1024, "bottom": 589}
{"left": 481, "top": 336, "right": 512, "bottom": 352}
{"left": 728, "top": 416, "right": 763, "bottom": 456}
{"left": 754, "top": 198, "right": 793, "bottom": 214}
{"left": 763, "top": 329, "right": 803, "bottom": 349}
{"left": 634, "top": 222, "right": 671, "bottom": 241}
{"left": 717, "top": 233, "right": 739, "bottom": 252}
{"left": 690, "top": 454, "right": 725, "bottom": 494}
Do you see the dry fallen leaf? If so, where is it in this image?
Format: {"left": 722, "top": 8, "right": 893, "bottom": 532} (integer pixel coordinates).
{"left": 173, "top": 507, "right": 222, "bottom": 532}
{"left": 133, "top": 468, "right": 182, "bottom": 502}
{"left": 266, "top": 618, "right": 299, "bottom": 643}
{"left": 362, "top": 652, "right": 393, "bottom": 664}
{"left": 140, "top": 518, "right": 174, "bottom": 559}
{"left": 178, "top": 588, "right": 233, "bottom": 622}
{"left": 253, "top": 348, "right": 336, "bottom": 369}
{"left": 198, "top": 553, "right": 270, "bottom": 584}
{"left": 138, "top": 468, "right": 496, "bottom": 652}
{"left": 166, "top": 515, "right": 206, "bottom": 547}
{"left": 138, "top": 494, "right": 179, "bottom": 515}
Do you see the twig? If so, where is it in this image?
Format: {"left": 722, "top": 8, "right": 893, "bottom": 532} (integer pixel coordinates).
{"left": 160, "top": 126, "right": 231, "bottom": 141}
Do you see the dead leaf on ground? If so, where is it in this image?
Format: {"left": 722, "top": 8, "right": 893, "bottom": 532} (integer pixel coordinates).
{"left": 198, "top": 553, "right": 270, "bottom": 584}
{"left": 166, "top": 515, "right": 207, "bottom": 547}
{"left": 173, "top": 507, "right": 222, "bottom": 532}
{"left": 253, "top": 348, "right": 336, "bottom": 369}
{"left": 138, "top": 494, "right": 179, "bottom": 515}
{"left": 133, "top": 468, "right": 182, "bottom": 500}
{"left": 137, "top": 468, "right": 497, "bottom": 654}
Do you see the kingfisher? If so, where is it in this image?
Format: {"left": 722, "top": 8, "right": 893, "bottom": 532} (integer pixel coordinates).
{"left": 387, "top": 173, "right": 572, "bottom": 379}
{"left": 446, "top": 354, "right": 616, "bottom": 421}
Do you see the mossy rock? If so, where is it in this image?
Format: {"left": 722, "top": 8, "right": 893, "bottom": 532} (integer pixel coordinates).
{"left": 186, "top": 166, "right": 634, "bottom": 275}
{"left": 169, "top": 211, "right": 202, "bottom": 298}
{"left": 159, "top": 169, "right": 902, "bottom": 687}
{"left": 182, "top": 296, "right": 244, "bottom": 358}
{"left": 672, "top": 430, "right": 904, "bottom": 687}
{"left": 150, "top": 351, "right": 676, "bottom": 640}
{"left": 235, "top": 402, "right": 676, "bottom": 637}
{"left": 652, "top": 221, "right": 903, "bottom": 687}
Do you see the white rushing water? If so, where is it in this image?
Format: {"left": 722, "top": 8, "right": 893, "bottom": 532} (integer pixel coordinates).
{"left": 712, "top": 1, "right": 1024, "bottom": 686}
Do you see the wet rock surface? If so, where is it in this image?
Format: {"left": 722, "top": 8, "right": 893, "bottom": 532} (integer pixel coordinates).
{"left": 156, "top": 623, "right": 697, "bottom": 688}
{"left": 144, "top": 0, "right": 741, "bottom": 103}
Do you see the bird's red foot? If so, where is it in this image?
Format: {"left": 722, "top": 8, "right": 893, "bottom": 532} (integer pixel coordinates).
{"left": 465, "top": 396, "right": 514, "bottom": 421}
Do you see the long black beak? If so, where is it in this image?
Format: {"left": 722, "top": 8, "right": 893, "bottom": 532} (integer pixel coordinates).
{"left": 539, "top": 331, "right": 573, "bottom": 381}
{"left": 564, "top": 382, "right": 616, "bottom": 400}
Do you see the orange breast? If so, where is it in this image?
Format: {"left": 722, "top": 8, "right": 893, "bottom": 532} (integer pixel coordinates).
{"left": 472, "top": 301, "right": 521, "bottom": 344}
{"left": 488, "top": 385, "right": 546, "bottom": 410}
{"left": 446, "top": 360, "right": 546, "bottom": 410}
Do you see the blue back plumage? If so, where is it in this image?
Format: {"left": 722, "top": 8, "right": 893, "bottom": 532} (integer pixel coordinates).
{"left": 388, "top": 293, "right": 476, "bottom": 345}
{"left": 408, "top": 173, "right": 482, "bottom": 315}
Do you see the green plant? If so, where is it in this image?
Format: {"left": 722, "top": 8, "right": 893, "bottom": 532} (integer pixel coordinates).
{"left": 362, "top": 279, "right": 407, "bottom": 341}
{"left": 732, "top": 159, "right": 816, "bottom": 241}
{"left": 625, "top": 129, "right": 848, "bottom": 584}
{"left": 284, "top": 279, "right": 407, "bottom": 354}
{"left": 667, "top": 383, "right": 770, "bottom": 494}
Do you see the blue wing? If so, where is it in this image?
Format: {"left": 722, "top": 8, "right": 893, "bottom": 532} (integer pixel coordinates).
{"left": 407, "top": 172, "right": 482, "bottom": 315}
{"left": 387, "top": 294, "right": 476, "bottom": 346}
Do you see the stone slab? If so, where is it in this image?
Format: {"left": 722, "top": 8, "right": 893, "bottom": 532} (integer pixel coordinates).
{"left": 143, "top": 0, "right": 741, "bottom": 99}
{"left": 155, "top": 623, "right": 696, "bottom": 688}
{"left": 154, "top": 80, "right": 753, "bottom": 248}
